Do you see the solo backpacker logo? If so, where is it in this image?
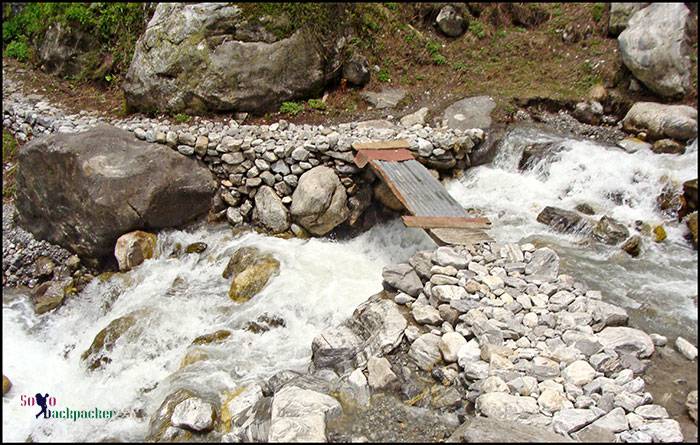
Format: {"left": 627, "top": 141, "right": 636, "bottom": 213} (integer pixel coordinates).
{"left": 21, "top": 393, "right": 116, "bottom": 421}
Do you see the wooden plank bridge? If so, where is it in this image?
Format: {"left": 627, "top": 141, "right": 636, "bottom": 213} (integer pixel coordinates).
{"left": 352, "top": 139, "right": 492, "bottom": 246}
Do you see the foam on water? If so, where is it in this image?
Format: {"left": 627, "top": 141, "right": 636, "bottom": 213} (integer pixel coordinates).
{"left": 447, "top": 127, "right": 698, "bottom": 340}
{"left": 2, "top": 220, "right": 434, "bottom": 442}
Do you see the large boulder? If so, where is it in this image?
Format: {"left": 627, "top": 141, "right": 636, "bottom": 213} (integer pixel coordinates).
{"left": 122, "top": 3, "right": 346, "bottom": 113}
{"left": 622, "top": 102, "right": 698, "bottom": 141}
{"left": 435, "top": 5, "right": 466, "bottom": 37}
{"left": 608, "top": 3, "right": 648, "bottom": 36}
{"left": 618, "top": 4, "right": 692, "bottom": 97}
{"left": 38, "top": 22, "right": 101, "bottom": 78}
{"left": 253, "top": 186, "right": 290, "bottom": 234}
{"left": 268, "top": 386, "right": 341, "bottom": 442}
{"left": 290, "top": 166, "right": 349, "bottom": 236}
{"left": 446, "top": 416, "right": 573, "bottom": 442}
{"left": 15, "top": 125, "right": 217, "bottom": 261}
{"left": 442, "top": 96, "right": 496, "bottom": 131}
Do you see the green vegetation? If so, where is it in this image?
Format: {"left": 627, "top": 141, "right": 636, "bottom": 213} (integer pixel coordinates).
{"left": 425, "top": 41, "right": 447, "bottom": 66}
{"left": 432, "top": 53, "right": 447, "bottom": 65}
{"left": 469, "top": 21, "right": 486, "bottom": 39}
{"left": 3, "top": 40, "right": 29, "bottom": 61}
{"left": 279, "top": 101, "right": 304, "bottom": 116}
{"left": 377, "top": 69, "right": 391, "bottom": 82}
{"left": 174, "top": 113, "right": 191, "bottom": 124}
{"left": 591, "top": 3, "right": 605, "bottom": 23}
{"left": 2, "top": 3, "right": 146, "bottom": 77}
{"left": 3, "top": 129, "right": 19, "bottom": 200}
{"left": 307, "top": 99, "right": 326, "bottom": 111}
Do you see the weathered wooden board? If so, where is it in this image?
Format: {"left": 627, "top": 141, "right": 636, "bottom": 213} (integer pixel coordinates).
{"left": 354, "top": 149, "right": 414, "bottom": 168}
{"left": 402, "top": 215, "right": 492, "bottom": 229}
{"left": 352, "top": 139, "right": 411, "bottom": 151}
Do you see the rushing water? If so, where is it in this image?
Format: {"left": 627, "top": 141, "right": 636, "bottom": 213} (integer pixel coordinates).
{"left": 447, "top": 125, "right": 698, "bottom": 343}
{"left": 3, "top": 125, "right": 698, "bottom": 441}
{"left": 1, "top": 220, "right": 435, "bottom": 441}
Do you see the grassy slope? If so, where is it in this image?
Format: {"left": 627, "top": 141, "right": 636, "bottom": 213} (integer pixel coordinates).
{"left": 2, "top": 3, "right": 697, "bottom": 125}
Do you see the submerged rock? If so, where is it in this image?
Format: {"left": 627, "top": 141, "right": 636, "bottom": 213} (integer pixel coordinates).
{"left": 592, "top": 216, "right": 629, "bottom": 245}
{"left": 228, "top": 256, "right": 280, "bottom": 303}
{"left": 185, "top": 242, "right": 207, "bottom": 254}
{"left": 621, "top": 235, "right": 642, "bottom": 257}
{"left": 31, "top": 278, "right": 74, "bottom": 314}
{"left": 114, "top": 230, "right": 157, "bottom": 271}
{"left": 81, "top": 309, "right": 148, "bottom": 370}
{"left": 537, "top": 206, "right": 592, "bottom": 234}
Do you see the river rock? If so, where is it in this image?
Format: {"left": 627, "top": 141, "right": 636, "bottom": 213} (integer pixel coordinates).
{"left": 608, "top": 3, "right": 649, "bottom": 36}
{"left": 345, "top": 368, "right": 370, "bottom": 407}
{"left": 15, "top": 125, "right": 216, "bottom": 261}
{"left": 687, "top": 212, "right": 698, "bottom": 249}
{"left": 618, "top": 3, "right": 692, "bottom": 97}
{"left": 254, "top": 186, "right": 290, "bottom": 234}
{"left": 536, "top": 206, "right": 591, "bottom": 234}
{"left": 538, "top": 389, "right": 573, "bottom": 413}
{"left": 228, "top": 254, "right": 280, "bottom": 303}
{"left": 446, "top": 416, "right": 572, "bottom": 442}
{"left": 592, "top": 216, "right": 629, "bottom": 245}
{"left": 342, "top": 53, "right": 370, "bottom": 87}
{"left": 621, "top": 235, "right": 642, "bottom": 257}
{"left": 412, "top": 304, "right": 442, "bottom": 325}
{"left": 3, "top": 375, "right": 11, "bottom": 396}
{"left": 31, "top": 278, "right": 73, "bottom": 314}
{"left": 409, "top": 333, "right": 442, "bottom": 371}
{"left": 81, "top": 310, "right": 147, "bottom": 370}
{"left": 400, "top": 107, "right": 429, "bottom": 127}
{"left": 268, "top": 386, "right": 341, "bottom": 442}
{"left": 617, "top": 137, "right": 652, "bottom": 154}
{"left": 311, "top": 295, "right": 406, "bottom": 373}
{"left": 227, "top": 396, "right": 273, "bottom": 442}
{"left": 552, "top": 408, "right": 604, "bottom": 435}
{"left": 675, "top": 336, "right": 698, "bottom": 360}
{"left": 435, "top": 5, "right": 466, "bottom": 37}
{"left": 382, "top": 263, "right": 422, "bottom": 297}
{"left": 360, "top": 87, "right": 406, "bottom": 109}
{"left": 185, "top": 242, "right": 207, "bottom": 254}
{"left": 586, "top": 406, "right": 628, "bottom": 433}
{"left": 171, "top": 397, "right": 216, "bottom": 432}
{"left": 146, "top": 389, "right": 197, "bottom": 441}
{"left": 123, "top": 3, "right": 346, "bottom": 113}
{"left": 114, "top": 230, "right": 157, "bottom": 272}
{"left": 687, "top": 390, "right": 698, "bottom": 423}
{"left": 636, "top": 419, "right": 684, "bottom": 442}
{"left": 588, "top": 299, "right": 629, "bottom": 329}
{"left": 597, "top": 326, "right": 654, "bottom": 358}
{"left": 562, "top": 360, "right": 596, "bottom": 386}
{"left": 622, "top": 102, "right": 698, "bottom": 141}
{"left": 524, "top": 247, "right": 559, "bottom": 280}
{"left": 367, "top": 357, "right": 397, "bottom": 390}
{"left": 683, "top": 179, "right": 698, "bottom": 215}
{"left": 652, "top": 138, "right": 686, "bottom": 154}
{"left": 439, "top": 332, "right": 467, "bottom": 363}
{"left": 290, "top": 166, "right": 349, "bottom": 236}
{"left": 475, "top": 393, "right": 539, "bottom": 420}
{"left": 442, "top": 96, "right": 496, "bottom": 131}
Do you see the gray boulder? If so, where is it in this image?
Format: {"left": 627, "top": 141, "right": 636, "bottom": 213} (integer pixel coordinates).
{"left": 382, "top": 263, "right": 423, "bottom": 297}
{"left": 442, "top": 96, "right": 496, "bottom": 131}
{"left": 15, "top": 125, "right": 217, "bottom": 261}
{"left": 360, "top": 87, "right": 407, "bottom": 109}
{"left": 435, "top": 5, "right": 466, "bottom": 37}
{"left": 524, "top": 247, "right": 560, "bottom": 280}
{"left": 608, "top": 3, "right": 649, "bottom": 36}
{"left": 536, "top": 206, "right": 592, "bottom": 234}
{"left": 342, "top": 53, "right": 370, "bottom": 87}
{"left": 268, "top": 386, "right": 341, "bottom": 442}
{"left": 622, "top": 102, "right": 698, "bottom": 141}
{"left": 618, "top": 4, "right": 692, "bottom": 97}
{"left": 596, "top": 326, "right": 655, "bottom": 358}
{"left": 38, "top": 22, "right": 100, "bottom": 78}
{"left": 592, "top": 216, "right": 629, "bottom": 245}
{"left": 254, "top": 186, "right": 290, "bottom": 234}
{"left": 446, "top": 416, "right": 572, "bottom": 442}
{"left": 290, "top": 166, "right": 349, "bottom": 236}
{"left": 123, "top": 3, "right": 346, "bottom": 113}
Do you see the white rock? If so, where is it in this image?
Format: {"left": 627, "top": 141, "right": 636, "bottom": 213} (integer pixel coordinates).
{"left": 634, "top": 404, "right": 669, "bottom": 420}
{"left": 538, "top": 389, "right": 573, "bottom": 413}
{"left": 637, "top": 419, "right": 684, "bottom": 442}
{"left": 171, "top": 397, "right": 215, "bottom": 432}
{"left": 347, "top": 368, "right": 370, "bottom": 407}
{"left": 431, "top": 285, "right": 467, "bottom": 303}
{"left": 269, "top": 386, "right": 342, "bottom": 442}
{"left": 439, "top": 332, "right": 468, "bottom": 363}
{"left": 481, "top": 376, "right": 510, "bottom": 394}
{"left": 408, "top": 333, "right": 442, "bottom": 371}
{"left": 562, "top": 360, "right": 596, "bottom": 387}
{"left": 412, "top": 304, "right": 442, "bottom": 325}
{"left": 476, "top": 393, "right": 539, "bottom": 419}
{"left": 675, "top": 336, "right": 698, "bottom": 360}
{"left": 367, "top": 357, "right": 397, "bottom": 390}
{"left": 552, "top": 408, "right": 604, "bottom": 435}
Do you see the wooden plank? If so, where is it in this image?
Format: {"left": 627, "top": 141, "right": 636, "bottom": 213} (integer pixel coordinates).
{"left": 428, "top": 228, "right": 493, "bottom": 246}
{"left": 354, "top": 149, "right": 414, "bottom": 168}
{"left": 352, "top": 139, "right": 410, "bottom": 151}
{"left": 402, "top": 215, "right": 491, "bottom": 229}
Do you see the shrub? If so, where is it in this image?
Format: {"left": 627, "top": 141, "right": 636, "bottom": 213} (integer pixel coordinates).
{"left": 469, "top": 21, "right": 486, "bottom": 39}
{"left": 307, "top": 99, "right": 327, "bottom": 111}
{"left": 4, "top": 40, "right": 29, "bottom": 61}
{"left": 432, "top": 53, "right": 447, "bottom": 65}
{"left": 174, "top": 113, "right": 191, "bottom": 123}
{"left": 378, "top": 69, "right": 391, "bottom": 82}
{"left": 279, "top": 101, "right": 304, "bottom": 115}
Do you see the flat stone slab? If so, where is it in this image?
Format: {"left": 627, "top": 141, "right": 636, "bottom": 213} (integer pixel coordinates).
{"left": 360, "top": 88, "right": 406, "bottom": 109}
{"left": 442, "top": 96, "right": 496, "bottom": 130}
{"left": 446, "top": 416, "right": 573, "bottom": 442}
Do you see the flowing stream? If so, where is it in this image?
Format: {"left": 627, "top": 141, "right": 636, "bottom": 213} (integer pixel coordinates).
{"left": 2, "top": 125, "right": 698, "bottom": 442}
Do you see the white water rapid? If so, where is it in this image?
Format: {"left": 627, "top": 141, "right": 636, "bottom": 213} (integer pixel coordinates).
{"left": 2, "top": 125, "right": 697, "bottom": 442}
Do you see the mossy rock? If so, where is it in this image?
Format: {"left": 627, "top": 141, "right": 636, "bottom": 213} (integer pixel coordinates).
{"left": 81, "top": 309, "right": 149, "bottom": 370}
{"left": 3, "top": 375, "right": 11, "bottom": 396}
{"left": 145, "top": 388, "right": 196, "bottom": 442}
{"left": 31, "top": 278, "right": 74, "bottom": 314}
{"left": 185, "top": 242, "right": 208, "bottom": 254}
{"left": 228, "top": 257, "right": 280, "bottom": 303}
{"left": 222, "top": 246, "right": 263, "bottom": 279}
{"left": 192, "top": 330, "right": 231, "bottom": 345}
{"left": 179, "top": 349, "right": 209, "bottom": 369}
{"left": 652, "top": 225, "right": 667, "bottom": 242}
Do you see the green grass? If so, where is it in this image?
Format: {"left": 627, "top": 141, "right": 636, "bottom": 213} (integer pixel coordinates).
{"left": 307, "top": 98, "right": 326, "bottom": 111}
{"left": 3, "top": 39, "right": 29, "bottom": 61}
{"left": 3, "top": 129, "right": 19, "bottom": 200}
{"left": 378, "top": 69, "right": 391, "bottom": 82}
{"left": 174, "top": 113, "right": 191, "bottom": 124}
{"left": 279, "top": 101, "right": 304, "bottom": 115}
{"left": 432, "top": 53, "right": 447, "bottom": 65}
{"left": 591, "top": 3, "right": 605, "bottom": 23}
{"left": 469, "top": 21, "right": 486, "bottom": 39}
